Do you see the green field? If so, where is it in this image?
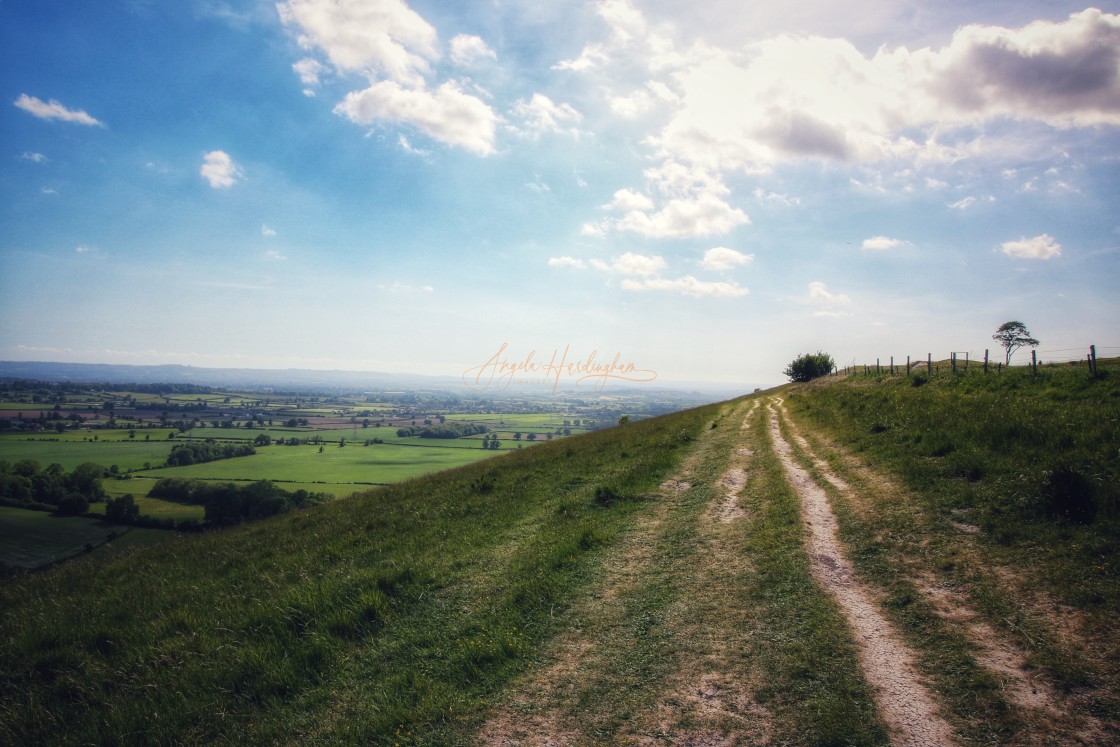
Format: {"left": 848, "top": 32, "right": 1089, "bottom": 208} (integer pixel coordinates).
{"left": 0, "top": 439, "right": 174, "bottom": 471}
{"left": 0, "top": 506, "right": 166, "bottom": 569}
{"left": 134, "top": 441, "right": 507, "bottom": 485}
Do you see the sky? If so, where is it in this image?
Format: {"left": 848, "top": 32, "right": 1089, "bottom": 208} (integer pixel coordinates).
{"left": 2, "top": 0, "right": 1118, "bottom": 389}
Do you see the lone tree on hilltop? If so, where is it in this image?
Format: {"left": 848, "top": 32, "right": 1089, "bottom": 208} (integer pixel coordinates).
{"left": 784, "top": 351, "right": 835, "bottom": 383}
{"left": 993, "top": 321, "right": 1039, "bottom": 364}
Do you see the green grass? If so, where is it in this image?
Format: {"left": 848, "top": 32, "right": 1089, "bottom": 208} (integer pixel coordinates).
{"left": 0, "top": 401, "right": 717, "bottom": 745}
{"left": 0, "top": 439, "right": 174, "bottom": 471}
{"left": 784, "top": 361, "right": 1120, "bottom": 736}
{"left": 137, "top": 441, "right": 510, "bottom": 485}
{"left": 788, "top": 361, "right": 1119, "bottom": 608}
{"left": 0, "top": 506, "right": 165, "bottom": 570}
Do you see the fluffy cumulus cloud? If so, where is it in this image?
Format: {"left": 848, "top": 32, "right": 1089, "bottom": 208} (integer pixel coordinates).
{"left": 450, "top": 34, "right": 496, "bottom": 66}
{"left": 1001, "top": 234, "right": 1062, "bottom": 260}
{"left": 621, "top": 276, "right": 747, "bottom": 297}
{"left": 14, "top": 94, "right": 103, "bottom": 126}
{"left": 862, "top": 236, "right": 904, "bottom": 251}
{"left": 700, "top": 247, "right": 753, "bottom": 270}
{"left": 335, "top": 81, "right": 496, "bottom": 155}
{"left": 808, "top": 281, "right": 851, "bottom": 305}
{"left": 510, "top": 94, "right": 583, "bottom": 138}
{"left": 278, "top": 0, "right": 498, "bottom": 155}
{"left": 566, "top": 5, "right": 1120, "bottom": 237}
{"left": 551, "top": 249, "right": 746, "bottom": 297}
{"left": 200, "top": 151, "right": 243, "bottom": 189}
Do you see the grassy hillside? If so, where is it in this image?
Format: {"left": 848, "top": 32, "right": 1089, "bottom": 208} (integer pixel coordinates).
{"left": 788, "top": 360, "right": 1119, "bottom": 607}
{"left": 0, "top": 400, "right": 719, "bottom": 745}
{"left": 2, "top": 362, "right": 1117, "bottom": 745}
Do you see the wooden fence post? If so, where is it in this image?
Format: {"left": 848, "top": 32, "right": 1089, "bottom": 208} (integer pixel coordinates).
{"left": 907, "top": 355, "right": 911, "bottom": 377}
{"left": 877, "top": 358, "right": 881, "bottom": 375}
{"left": 951, "top": 353, "right": 956, "bottom": 373}
{"left": 891, "top": 356, "right": 894, "bottom": 375}
{"left": 1032, "top": 349, "right": 1037, "bottom": 375}
{"left": 984, "top": 349, "right": 989, "bottom": 374}
{"left": 927, "top": 354, "right": 932, "bottom": 375}
{"left": 1090, "top": 344, "right": 1098, "bottom": 377}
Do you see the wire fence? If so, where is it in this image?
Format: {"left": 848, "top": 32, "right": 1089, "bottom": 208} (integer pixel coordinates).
{"left": 838, "top": 345, "right": 1117, "bottom": 378}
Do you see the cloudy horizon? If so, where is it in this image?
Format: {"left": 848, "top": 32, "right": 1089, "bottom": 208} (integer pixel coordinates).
{"left": 2, "top": 1, "right": 1118, "bottom": 387}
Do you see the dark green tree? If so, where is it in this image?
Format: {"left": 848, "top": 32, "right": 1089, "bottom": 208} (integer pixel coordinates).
{"left": 784, "top": 351, "right": 835, "bottom": 382}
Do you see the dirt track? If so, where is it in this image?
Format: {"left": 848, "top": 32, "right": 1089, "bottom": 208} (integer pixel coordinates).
{"left": 767, "top": 397, "right": 956, "bottom": 746}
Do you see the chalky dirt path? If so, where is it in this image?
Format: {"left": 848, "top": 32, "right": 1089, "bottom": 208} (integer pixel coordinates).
{"left": 766, "top": 397, "right": 957, "bottom": 746}
{"left": 477, "top": 392, "right": 1109, "bottom": 745}
{"left": 476, "top": 399, "right": 773, "bottom": 746}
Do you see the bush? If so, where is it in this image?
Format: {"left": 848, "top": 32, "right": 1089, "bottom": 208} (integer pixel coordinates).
{"left": 784, "top": 351, "right": 835, "bottom": 383}
{"left": 56, "top": 492, "right": 89, "bottom": 516}
{"left": 1040, "top": 465, "right": 1097, "bottom": 523}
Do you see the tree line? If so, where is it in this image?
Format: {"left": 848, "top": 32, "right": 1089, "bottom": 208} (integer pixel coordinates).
{"left": 0, "top": 460, "right": 108, "bottom": 515}
{"left": 395, "top": 423, "right": 489, "bottom": 439}
{"left": 148, "top": 478, "right": 328, "bottom": 526}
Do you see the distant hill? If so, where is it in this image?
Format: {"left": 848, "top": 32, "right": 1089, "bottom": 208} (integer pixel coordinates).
{"left": 0, "top": 360, "right": 468, "bottom": 390}
{"left": 0, "top": 360, "right": 751, "bottom": 397}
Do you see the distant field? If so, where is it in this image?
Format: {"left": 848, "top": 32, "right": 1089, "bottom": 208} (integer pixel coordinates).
{"left": 98, "top": 482, "right": 206, "bottom": 521}
{"left": 0, "top": 506, "right": 167, "bottom": 570}
{"left": 133, "top": 441, "right": 505, "bottom": 485}
{"left": 0, "top": 440, "right": 174, "bottom": 471}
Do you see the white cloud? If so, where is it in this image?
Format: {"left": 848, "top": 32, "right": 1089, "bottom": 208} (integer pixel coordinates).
{"left": 262, "top": 224, "right": 278, "bottom": 237}
{"left": 292, "top": 57, "right": 327, "bottom": 87}
{"left": 575, "top": 8, "right": 1120, "bottom": 237}
{"left": 602, "top": 188, "right": 654, "bottom": 212}
{"left": 752, "top": 188, "right": 800, "bottom": 206}
{"left": 1001, "top": 234, "right": 1062, "bottom": 260}
{"left": 510, "top": 93, "right": 582, "bottom": 138}
{"left": 41, "top": 187, "right": 59, "bottom": 196}
{"left": 200, "top": 150, "right": 243, "bottom": 189}
{"left": 279, "top": 0, "right": 499, "bottom": 155}
{"left": 397, "top": 134, "right": 431, "bottom": 157}
{"left": 611, "top": 252, "right": 666, "bottom": 276}
{"left": 808, "top": 281, "right": 851, "bottom": 305}
{"left": 548, "top": 256, "right": 587, "bottom": 269}
{"left": 14, "top": 94, "right": 103, "bottom": 126}
{"left": 701, "top": 247, "right": 753, "bottom": 270}
{"left": 21, "top": 152, "right": 48, "bottom": 163}
{"left": 335, "top": 80, "right": 497, "bottom": 156}
{"left": 605, "top": 192, "right": 749, "bottom": 238}
{"left": 265, "top": 249, "right": 287, "bottom": 260}
{"left": 277, "top": 0, "right": 437, "bottom": 85}
{"left": 553, "top": 44, "right": 610, "bottom": 72}
{"left": 621, "top": 275, "right": 747, "bottom": 297}
{"left": 861, "top": 235, "right": 903, "bottom": 251}
{"left": 450, "top": 34, "right": 495, "bottom": 66}
{"left": 947, "top": 196, "right": 977, "bottom": 210}
{"left": 75, "top": 245, "right": 91, "bottom": 254}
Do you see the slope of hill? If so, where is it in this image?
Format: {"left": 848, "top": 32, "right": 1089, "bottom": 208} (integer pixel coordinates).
{"left": 2, "top": 362, "right": 1117, "bottom": 745}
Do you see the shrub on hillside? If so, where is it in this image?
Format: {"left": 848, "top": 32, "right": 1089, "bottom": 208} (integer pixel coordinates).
{"left": 784, "top": 351, "right": 835, "bottom": 383}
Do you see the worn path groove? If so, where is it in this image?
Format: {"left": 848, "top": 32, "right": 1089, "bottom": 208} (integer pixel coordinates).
{"left": 766, "top": 397, "right": 957, "bottom": 747}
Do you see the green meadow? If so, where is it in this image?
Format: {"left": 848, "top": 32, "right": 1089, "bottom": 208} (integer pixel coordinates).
{"left": 137, "top": 441, "right": 508, "bottom": 485}
{"left": 0, "top": 506, "right": 166, "bottom": 570}
{"left": 0, "top": 439, "right": 174, "bottom": 471}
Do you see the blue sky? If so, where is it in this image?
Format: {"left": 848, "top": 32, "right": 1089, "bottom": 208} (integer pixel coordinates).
{"left": 2, "top": 0, "right": 1118, "bottom": 388}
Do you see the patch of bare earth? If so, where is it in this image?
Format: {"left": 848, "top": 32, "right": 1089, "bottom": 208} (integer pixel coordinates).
{"left": 914, "top": 574, "right": 1111, "bottom": 745}
{"left": 713, "top": 468, "right": 747, "bottom": 523}
{"left": 767, "top": 399, "right": 957, "bottom": 746}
